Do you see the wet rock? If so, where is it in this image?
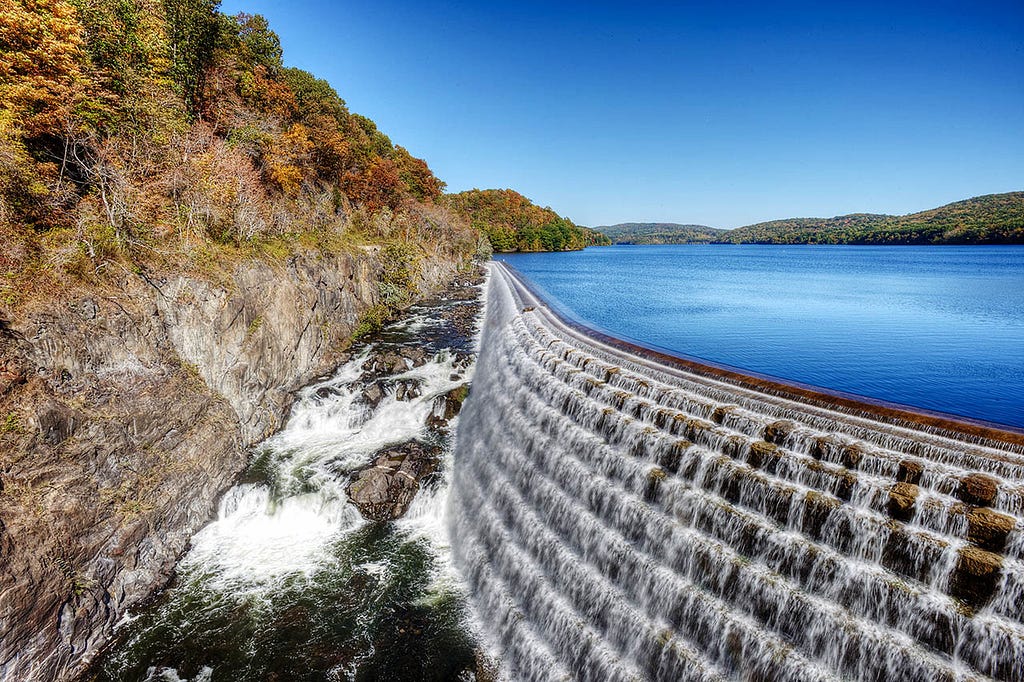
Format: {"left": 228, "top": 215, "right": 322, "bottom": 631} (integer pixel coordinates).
{"left": 746, "top": 440, "right": 780, "bottom": 471}
{"left": 958, "top": 473, "right": 999, "bottom": 507}
{"left": 441, "top": 302, "right": 482, "bottom": 338}
{"left": 362, "top": 351, "right": 410, "bottom": 378}
{"left": 840, "top": 442, "right": 866, "bottom": 470}
{"left": 809, "top": 435, "right": 840, "bottom": 460}
{"left": 711, "top": 405, "right": 738, "bottom": 425}
{"left": 394, "top": 379, "right": 421, "bottom": 402}
{"left": 314, "top": 385, "right": 339, "bottom": 400}
{"left": 361, "top": 382, "right": 385, "bottom": 408}
{"left": 426, "top": 384, "right": 470, "bottom": 428}
{"left": 950, "top": 546, "right": 1002, "bottom": 610}
{"left": 399, "top": 346, "right": 428, "bottom": 368}
{"left": 346, "top": 441, "right": 442, "bottom": 521}
{"left": 966, "top": 507, "right": 1015, "bottom": 552}
{"left": 896, "top": 459, "right": 924, "bottom": 485}
{"left": 834, "top": 470, "right": 857, "bottom": 501}
{"left": 763, "top": 420, "right": 796, "bottom": 445}
{"left": 801, "top": 491, "right": 840, "bottom": 538}
{"left": 887, "top": 482, "right": 918, "bottom": 522}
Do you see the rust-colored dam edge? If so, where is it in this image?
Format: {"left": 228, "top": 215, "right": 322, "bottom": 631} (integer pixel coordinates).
{"left": 494, "top": 261, "right": 1024, "bottom": 451}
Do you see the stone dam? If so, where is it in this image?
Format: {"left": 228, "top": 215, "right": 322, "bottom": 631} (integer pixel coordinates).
{"left": 450, "top": 262, "right": 1024, "bottom": 681}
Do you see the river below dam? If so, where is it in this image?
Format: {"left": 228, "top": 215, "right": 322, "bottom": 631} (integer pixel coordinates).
{"left": 498, "top": 245, "right": 1024, "bottom": 429}
{"left": 93, "top": 274, "right": 489, "bottom": 681}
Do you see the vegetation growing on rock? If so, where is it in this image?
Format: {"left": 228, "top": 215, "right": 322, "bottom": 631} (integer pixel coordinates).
{"left": 0, "top": 0, "right": 476, "bottom": 308}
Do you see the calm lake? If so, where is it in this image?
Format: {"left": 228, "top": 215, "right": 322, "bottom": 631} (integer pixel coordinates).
{"left": 497, "top": 245, "right": 1024, "bottom": 429}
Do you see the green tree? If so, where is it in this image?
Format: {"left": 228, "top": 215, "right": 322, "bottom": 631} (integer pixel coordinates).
{"left": 162, "top": 0, "right": 219, "bottom": 114}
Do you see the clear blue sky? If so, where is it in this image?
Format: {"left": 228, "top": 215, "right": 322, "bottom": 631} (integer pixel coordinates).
{"left": 220, "top": 0, "right": 1023, "bottom": 228}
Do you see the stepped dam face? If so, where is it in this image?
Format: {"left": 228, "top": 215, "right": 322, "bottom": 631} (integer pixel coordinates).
{"left": 450, "top": 262, "right": 1024, "bottom": 681}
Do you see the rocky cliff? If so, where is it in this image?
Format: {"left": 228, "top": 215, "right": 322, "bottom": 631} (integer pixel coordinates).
{"left": 0, "top": 246, "right": 466, "bottom": 681}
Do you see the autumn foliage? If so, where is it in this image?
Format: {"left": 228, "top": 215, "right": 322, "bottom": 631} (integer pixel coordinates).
{"left": 0, "top": 0, "right": 468, "bottom": 303}
{"left": 446, "top": 189, "right": 610, "bottom": 252}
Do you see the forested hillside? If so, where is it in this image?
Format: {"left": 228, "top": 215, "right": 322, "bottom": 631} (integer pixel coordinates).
{"left": 596, "top": 223, "right": 726, "bottom": 244}
{"left": 717, "top": 193, "right": 1024, "bottom": 244}
{"left": 0, "top": 0, "right": 476, "bottom": 310}
{"left": 598, "top": 193, "right": 1024, "bottom": 245}
{"left": 446, "top": 188, "right": 610, "bottom": 252}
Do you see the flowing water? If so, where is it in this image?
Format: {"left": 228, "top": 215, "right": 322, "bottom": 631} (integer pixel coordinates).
{"left": 95, "top": 254, "right": 1024, "bottom": 682}
{"left": 95, "top": 278, "right": 487, "bottom": 681}
{"left": 450, "top": 262, "right": 1024, "bottom": 681}
{"left": 497, "top": 245, "right": 1024, "bottom": 429}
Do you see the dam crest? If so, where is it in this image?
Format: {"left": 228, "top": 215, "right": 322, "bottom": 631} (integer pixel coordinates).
{"left": 450, "top": 262, "right": 1024, "bottom": 681}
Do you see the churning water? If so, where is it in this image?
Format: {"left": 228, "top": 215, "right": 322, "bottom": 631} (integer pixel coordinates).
{"left": 498, "top": 245, "right": 1024, "bottom": 428}
{"left": 95, "top": 283, "right": 486, "bottom": 681}
{"left": 450, "top": 262, "right": 1024, "bottom": 681}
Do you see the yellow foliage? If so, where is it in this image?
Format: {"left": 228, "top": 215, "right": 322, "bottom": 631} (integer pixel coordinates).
{"left": 0, "top": 0, "right": 88, "bottom": 135}
{"left": 265, "top": 123, "right": 313, "bottom": 195}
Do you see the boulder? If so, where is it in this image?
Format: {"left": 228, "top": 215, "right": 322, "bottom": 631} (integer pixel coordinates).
{"left": 394, "top": 379, "right": 422, "bottom": 402}
{"left": 763, "top": 420, "right": 797, "bottom": 445}
{"left": 361, "top": 350, "right": 410, "bottom": 379}
{"left": 426, "top": 384, "right": 470, "bottom": 428}
{"left": 398, "top": 346, "right": 428, "bottom": 368}
{"left": 361, "top": 382, "right": 385, "bottom": 408}
{"left": 346, "top": 441, "right": 441, "bottom": 521}
{"left": 896, "top": 459, "right": 924, "bottom": 485}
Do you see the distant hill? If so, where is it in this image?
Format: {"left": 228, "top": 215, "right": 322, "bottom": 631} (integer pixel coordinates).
{"left": 446, "top": 189, "right": 611, "bottom": 252}
{"left": 595, "top": 223, "right": 727, "bottom": 244}
{"left": 600, "top": 192, "right": 1024, "bottom": 245}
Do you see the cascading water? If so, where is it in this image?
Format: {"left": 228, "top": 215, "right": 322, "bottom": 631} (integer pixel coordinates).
{"left": 450, "top": 262, "right": 1024, "bottom": 681}
{"left": 95, "top": 274, "right": 489, "bottom": 681}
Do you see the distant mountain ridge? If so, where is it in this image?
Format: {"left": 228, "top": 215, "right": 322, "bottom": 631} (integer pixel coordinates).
{"left": 595, "top": 192, "right": 1024, "bottom": 245}
{"left": 596, "top": 223, "right": 726, "bottom": 244}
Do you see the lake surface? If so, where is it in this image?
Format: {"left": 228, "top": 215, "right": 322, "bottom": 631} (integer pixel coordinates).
{"left": 497, "top": 245, "right": 1024, "bottom": 429}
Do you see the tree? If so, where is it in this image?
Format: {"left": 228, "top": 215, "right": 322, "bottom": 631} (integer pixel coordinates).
{"left": 162, "top": 0, "right": 219, "bottom": 115}
{"left": 0, "top": 0, "right": 88, "bottom": 135}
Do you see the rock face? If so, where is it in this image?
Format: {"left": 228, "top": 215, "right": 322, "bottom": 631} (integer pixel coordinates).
{"left": 426, "top": 384, "right": 470, "bottom": 429}
{"left": 346, "top": 441, "right": 442, "bottom": 521}
{"left": 0, "top": 247, "right": 465, "bottom": 681}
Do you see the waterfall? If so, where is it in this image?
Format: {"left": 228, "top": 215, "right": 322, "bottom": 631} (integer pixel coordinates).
{"left": 450, "top": 262, "right": 1024, "bottom": 681}
{"left": 97, "top": 278, "right": 486, "bottom": 681}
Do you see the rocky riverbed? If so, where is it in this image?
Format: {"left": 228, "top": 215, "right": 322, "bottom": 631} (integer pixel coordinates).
{"left": 90, "top": 265, "right": 490, "bottom": 681}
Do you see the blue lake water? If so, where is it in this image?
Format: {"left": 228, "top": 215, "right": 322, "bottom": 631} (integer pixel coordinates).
{"left": 497, "top": 245, "right": 1024, "bottom": 429}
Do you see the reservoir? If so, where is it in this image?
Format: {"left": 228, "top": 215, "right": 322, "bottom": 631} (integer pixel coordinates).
{"left": 497, "top": 244, "right": 1024, "bottom": 429}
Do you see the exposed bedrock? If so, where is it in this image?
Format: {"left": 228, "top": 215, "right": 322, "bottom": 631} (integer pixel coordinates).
{"left": 0, "top": 247, "right": 465, "bottom": 681}
{"left": 451, "top": 262, "right": 1024, "bottom": 681}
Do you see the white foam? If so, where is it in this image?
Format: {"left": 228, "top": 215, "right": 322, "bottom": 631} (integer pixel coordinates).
{"left": 178, "top": 337, "right": 478, "bottom": 594}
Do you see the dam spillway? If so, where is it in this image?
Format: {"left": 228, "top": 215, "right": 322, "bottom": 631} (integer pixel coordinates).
{"left": 450, "top": 262, "right": 1024, "bottom": 681}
